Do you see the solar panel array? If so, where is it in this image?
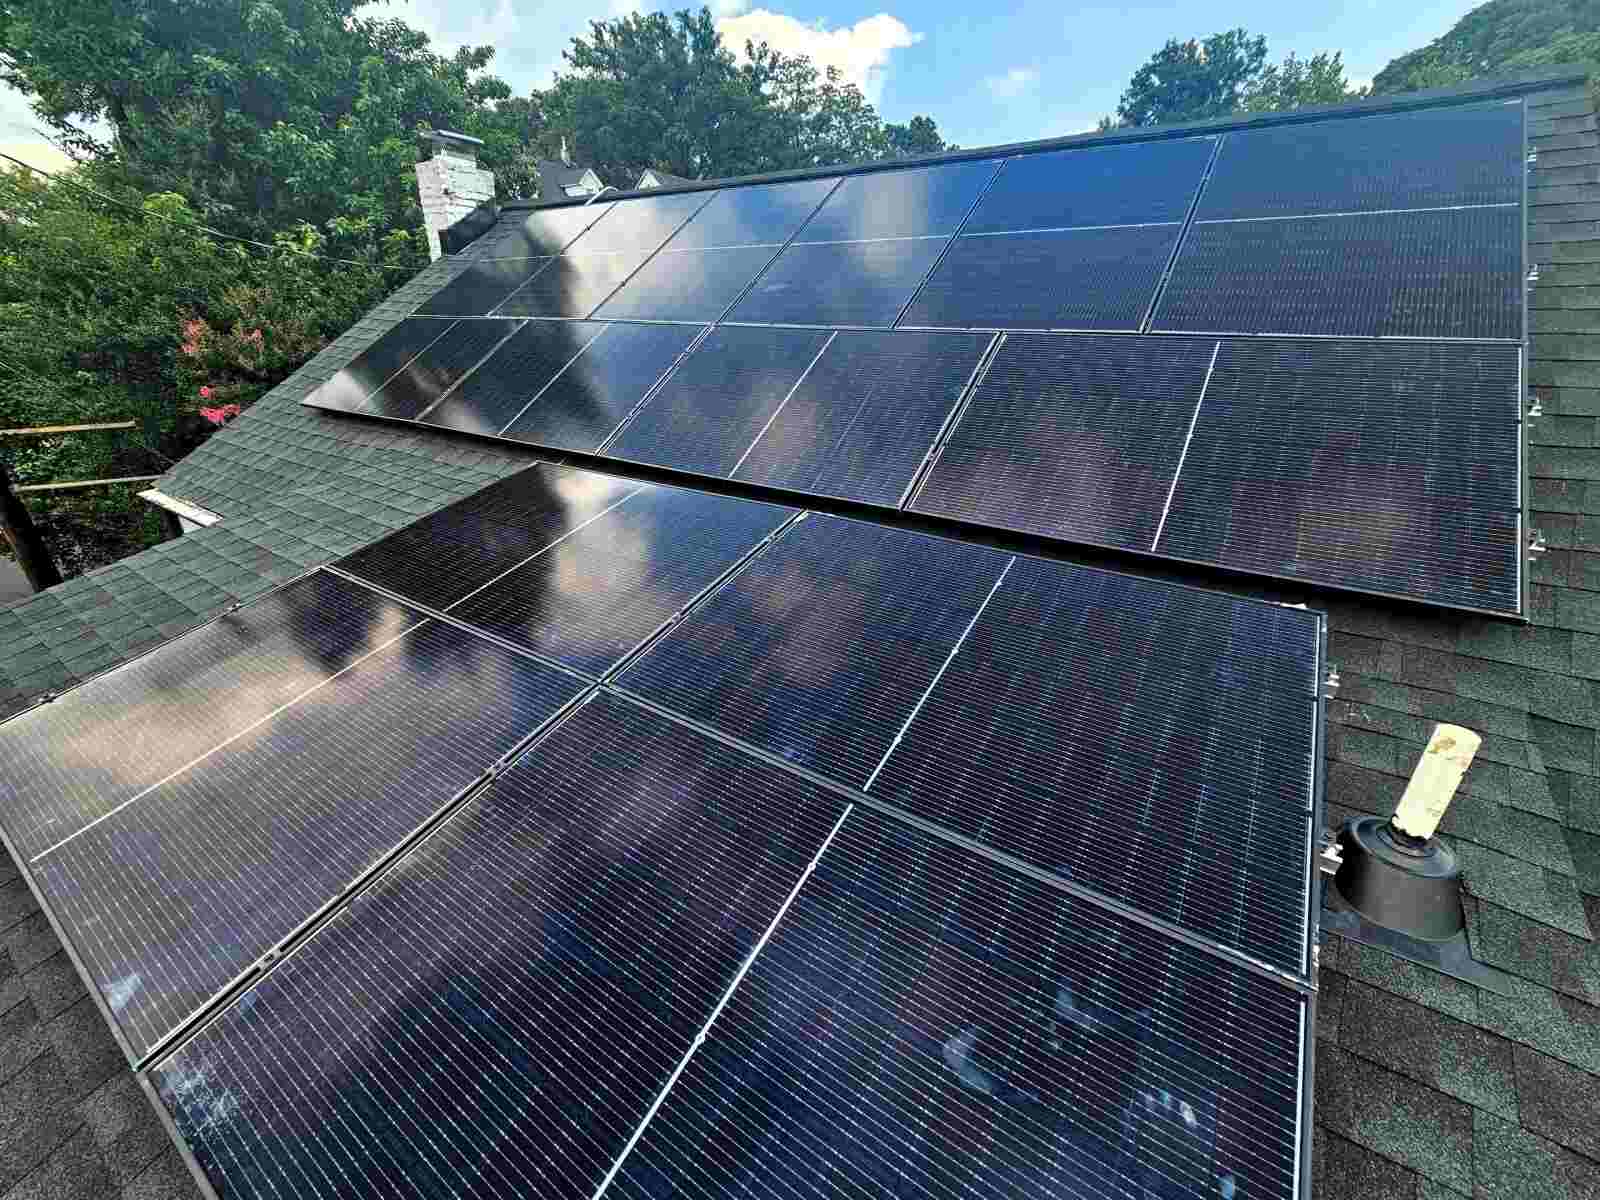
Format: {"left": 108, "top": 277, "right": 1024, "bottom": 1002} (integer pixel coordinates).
{"left": 0, "top": 455, "right": 1322, "bottom": 1199}
{"left": 304, "top": 98, "right": 1529, "bottom": 617}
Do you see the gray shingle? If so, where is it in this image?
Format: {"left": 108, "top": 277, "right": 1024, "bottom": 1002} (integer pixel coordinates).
{"left": 1513, "top": 1045, "right": 1600, "bottom": 1159}
{"left": 1473, "top": 1108, "right": 1600, "bottom": 1200}
{"left": 1315, "top": 1045, "right": 1474, "bottom": 1191}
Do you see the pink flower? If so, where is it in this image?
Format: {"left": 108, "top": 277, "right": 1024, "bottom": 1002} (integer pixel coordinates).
{"left": 199, "top": 386, "right": 213, "bottom": 399}
{"left": 199, "top": 403, "right": 241, "bottom": 426}
{"left": 248, "top": 329, "right": 263, "bottom": 343}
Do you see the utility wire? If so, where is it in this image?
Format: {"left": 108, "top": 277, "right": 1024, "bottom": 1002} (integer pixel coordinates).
{"left": 0, "top": 149, "right": 429, "bottom": 273}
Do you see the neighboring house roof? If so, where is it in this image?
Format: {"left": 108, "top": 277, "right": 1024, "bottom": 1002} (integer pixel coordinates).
{"left": 636, "top": 167, "right": 692, "bottom": 189}
{"left": 0, "top": 68, "right": 1596, "bottom": 1198}
{"left": 536, "top": 159, "right": 603, "bottom": 198}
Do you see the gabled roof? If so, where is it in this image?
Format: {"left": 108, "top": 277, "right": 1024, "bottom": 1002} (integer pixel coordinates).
{"left": 636, "top": 167, "right": 692, "bottom": 189}
{"left": 537, "top": 159, "right": 603, "bottom": 198}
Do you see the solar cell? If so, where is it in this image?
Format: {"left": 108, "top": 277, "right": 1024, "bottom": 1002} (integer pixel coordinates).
{"left": 421, "top": 320, "right": 606, "bottom": 434}
{"left": 502, "top": 322, "right": 702, "bottom": 451}
{"left": 0, "top": 572, "right": 408, "bottom": 860}
{"left": 475, "top": 203, "right": 612, "bottom": 256}
{"left": 910, "top": 333, "right": 1218, "bottom": 550}
{"left": 34, "top": 606, "right": 583, "bottom": 1056}
{"left": 494, "top": 253, "right": 650, "bottom": 318}
{"left": 619, "top": 515, "right": 1011, "bottom": 787}
{"left": 451, "top": 488, "right": 795, "bottom": 675}
{"left": 335, "top": 464, "right": 642, "bottom": 612}
{"left": 415, "top": 258, "right": 547, "bottom": 317}
{"left": 360, "top": 318, "right": 518, "bottom": 421}
{"left": 900, "top": 225, "right": 1179, "bottom": 331}
{"left": 151, "top": 693, "right": 847, "bottom": 1200}
{"left": 731, "top": 237, "right": 949, "bottom": 327}
{"left": 1198, "top": 102, "right": 1524, "bottom": 219}
{"left": 868, "top": 556, "right": 1320, "bottom": 971}
{"left": 606, "top": 325, "right": 832, "bottom": 478}
{"left": 732, "top": 329, "right": 993, "bottom": 506}
{"left": 1153, "top": 207, "right": 1523, "bottom": 339}
{"left": 566, "top": 190, "right": 715, "bottom": 255}
{"left": 962, "top": 137, "right": 1217, "bottom": 233}
{"left": 593, "top": 246, "right": 784, "bottom": 322}
{"left": 308, "top": 318, "right": 450, "bottom": 411}
{"left": 794, "top": 158, "right": 999, "bottom": 242}
{"left": 1157, "top": 338, "right": 1522, "bottom": 615}
{"left": 666, "top": 177, "right": 837, "bottom": 248}
{"left": 614, "top": 811, "right": 1306, "bottom": 1200}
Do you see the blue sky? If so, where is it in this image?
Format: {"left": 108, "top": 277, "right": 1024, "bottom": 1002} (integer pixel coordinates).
{"left": 1, "top": 0, "right": 1488, "bottom": 167}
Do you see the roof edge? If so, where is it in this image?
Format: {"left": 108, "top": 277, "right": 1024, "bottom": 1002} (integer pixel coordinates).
{"left": 138, "top": 489, "right": 222, "bottom": 528}
{"left": 503, "top": 66, "right": 1590, "bottom": 213}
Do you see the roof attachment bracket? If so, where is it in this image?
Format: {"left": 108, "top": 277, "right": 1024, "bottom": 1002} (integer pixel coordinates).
{"left": 1527, "top": 395, "right": 1544, "bottom": 420}
{"left": 1527, "top": 147, "right": 1539, "bottom": 166}
{"left": 1527, "top": 264, "right": 1541, "bottom": 285}
{"left": 1323, "top": 664, "right": 1341, "bottom": 699}
{"left": 1529, "top": 529, "right": 1548, "bottom": 557}
{"left": 1318, "top": 832, "right": 1344, "bottom": 877}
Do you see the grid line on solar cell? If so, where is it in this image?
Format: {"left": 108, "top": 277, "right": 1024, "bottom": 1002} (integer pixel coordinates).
{"left": 664, "top": 177, "right": 838, "bottom": 250}
{"left": 592, "top": 245, "right": 788, "bottom": 323}
{"left": 1156, "top": 338, "right": 1523, "bottom": 615}
{"left": 361, "top": 319, "right": 522, "bottom": 421}
{"left": 471, "top": 203, "right": 613, "bottom": 257}
{"left": 35, "top": 616, "right": 585, "bottom": 1058}
{"left": 492, "top": 253, "right": 651, "bottom": 319}
{"left": 565, "top": 190, "right": 718, "bottom": 256}
{"left": 0, "top": 572, "right": 411, "bottom": 861}
{"left": 415, "top": 258, "right": 549, "bottom": 317}
{"left": 620, "top": 515, "right": 1013, "bottom": 789}
{"left": 910, "top": 333, "right": 1219, "bottom": 550}
{"left": 420, "top": 320, "right": 608, "bottom": 435}
{"left": 868, "top": 556, "right": 1320, "bottom": 972}
{"left": 731, "top": 238, "right": 950, "bottom": 327}
{"left": 1152, "top": 207, "right": 1523, "bottom": 339}
{"left": 449, "top": 488, "right": 797, "bottom": 676}
{"left": 307, "top": 318, "right": 454, "bottom": 411}
{"left": 1196, "top": 101, "right": 1524, "bottom": 220}
{"left": 731, "top": 329, "right": 993, "bottom": 507}
{"left": 151, "top": 693, "right": 848, "bottom": 1200}
{"left": 793, "top": 158, "right": 1000, "bottom": 243}
{"left": 612, "top": 810, "right": 1305, "bottom": 1200}
{"left": 899, "top": 225, "right": 1179, "bottom": 331}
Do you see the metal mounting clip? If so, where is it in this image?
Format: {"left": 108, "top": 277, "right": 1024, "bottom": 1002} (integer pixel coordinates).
{"left": 1528, "top": 264, "right": 1542, "bottom": 285}
{"left": 1527, "top": 148, "right": 1539, "bottom": 166}
{"left": 1529, "top": 529, "right": 1548, "bottom": 557}
{"left": 1323, "top": 664, "right": 1341, "bottom": 699}
{"left": 1528, "top": 396, "right": 1544, "bottom": 420}
{"left": 1318, "top": 832, "right": 1344, "bottom": 877}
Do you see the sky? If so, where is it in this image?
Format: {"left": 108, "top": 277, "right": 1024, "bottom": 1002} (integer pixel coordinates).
{"left": 0, "top": 0, "right": 1490, "bottom": 168}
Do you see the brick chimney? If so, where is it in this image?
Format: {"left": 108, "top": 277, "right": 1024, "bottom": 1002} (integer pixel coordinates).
{"left": 415, "top": 129, "right": 496, "bottom": 261}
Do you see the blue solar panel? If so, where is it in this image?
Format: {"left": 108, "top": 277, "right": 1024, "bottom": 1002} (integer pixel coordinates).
{"left": 667, "top": 178, "right": 837, "bottom": 248}
{"left": 308, "top": 318, "right": 450, "bottom": 412}
{"left": 360, "top": 319, "right": 518, "bottom": 420}
{"left": 566, "top": 191, "right": 715, "bottom": 255}
{"left": 731, "top": 238, "right": 949, "bottom": 327}
{"left": 594, "top": 246, "right": 784, "bottom": 322}
{"left": 794, "top": 158, "right": 999, "bottom": 241}
{"left": 422, "top": 320, "right": 605, "bottom": 434}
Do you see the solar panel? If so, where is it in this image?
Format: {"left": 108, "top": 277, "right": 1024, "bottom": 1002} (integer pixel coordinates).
{"left": 962, "top": 137, "right": 1217, "bottom": 233}
{"left": 450, "top": 488, "right": 795, "bottom": 675}
{"left": 32, "top": 593, "right": 584, "bottom": 1056}
{"left": 666, "top": 178, "right": 837, "bottom": 249}
{"left": 308, "top": 318, "right": 450, "bottom": 411}
{"left": 732, "top": 329, "right": 993, "bottom": 506}
{"left": 794, "top": 158, "right": 999, "bottom": 241}
{"left": 868, "top": 556, "right": 1320, "bottom": 972}
{"left": 359, "top": 318, "right": 518, "bottom": 421}
{"left": 911, "top": 333, "right": 1218, "bottom": 550}
{"left": 614, "top": 810, "right": 1306, "bottom": 1200}
{"left": 566, "top": 190, "right": 715, "bottom": 255}
{"left": 335, "top": 464, "right": 641, "bottom": 612}
{"left": 421, "top": 320, "right": 608, "bottom": 434}
{"left": 474, "top": 202, "right": 613, "bottom": 256}
{"left": 900, "top": 225, "right": 1179, "bottom": 330}
{"left": 151, "top": 692, "right": 848, "bottom": 1199}
{"left": 731, "top": 238, "right": 949, "bottom": 327}
{"left": 493, "top": 253, "right": 649, "bottom": 319}
{"left": 415, "top": 258, "right": 546, "bottom": 317}
{"left": 502, "top": 322, "right": 702, "bottom": 451}
{"left": 1198, "top": 102, "right": 1523, "bottom": 219}
{"left": 619, "top": 516, "right": 1012, "bottom": 788}
{"left": 1157, "top": 338, "right": 1522, "bottom": 614}
{"left": 1152, "top": 207, "right": 1523, "bottom": 339}
{"left": 606, "top": 326, "right": 832, "bottom": 478}
{"left": 0, "top": 572, "right": 407, "bottom": 860}
{"left": 594, "top": 246, "right": 785, "bottom": 322}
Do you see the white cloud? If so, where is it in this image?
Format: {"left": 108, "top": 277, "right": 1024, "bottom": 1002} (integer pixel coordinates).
{"left": 984, "top": 67, "right": 1038, "bottom": 101}
{"left": 716, "top": 10, "right": 921, "bottom": 104}
{"left": 380, "top": 0, "right": 521, "bottom": 57}
{"left": 0, "top": 141, "right": 73, "bottom": 174}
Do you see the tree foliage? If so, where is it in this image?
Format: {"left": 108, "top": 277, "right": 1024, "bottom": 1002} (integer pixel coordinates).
{"left": 1242, "top": 52, "right": 1365, "bottom": 112}
{"left": 1373, "top": 0, "right": 1600, "bottom": 93}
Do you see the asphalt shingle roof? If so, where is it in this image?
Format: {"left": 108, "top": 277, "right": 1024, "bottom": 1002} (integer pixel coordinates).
{"left": 0, "top": 72, "right": 1595, "bottom": 1200}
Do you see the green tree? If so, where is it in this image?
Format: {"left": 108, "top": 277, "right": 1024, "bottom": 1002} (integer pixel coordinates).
{"left": 1374, "top": 0, "right": 1600, "bottom": 93}
{"left": 1115, "top": 29, "right": 1269, "bottom": 126}
{"left": 1241, "top": 51, "right": 1366, "bottom": 112}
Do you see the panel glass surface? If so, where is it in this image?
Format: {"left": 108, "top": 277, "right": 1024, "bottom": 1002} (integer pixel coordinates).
{"left": 1153, "top": 207, "right": 1522, "bottom": 339}
{"left": 1198, "top": 102, "right": 1524, "bottom": 219}
{"left": 335, "top": 464, "right": 641, "bottom": 612}
{"left": 415, "top": 258, "right": 547, "bottom": 317}
{"left": 36, "top": 611, "right": 583, "bottom": 1056}
{"left": 962, "top": 137, "right": 1216, "bottom": 233}
{"left": 620, "top": 516, "right": 1011, "bottom": 787}
{"left": 475, "top": 203, "right": 612, "bottom": 256}
{"left": 152, "top": 693, "right": 847, "bottom": 1200}
{"left": 565, "top": 190, "right": 715, "bottom": 255}
{"left": 421, "top": 320, "right": 606, "bottom": 434}
{"left": 502, "top": 322, "right": 703, "bottom": 451}
{"left": 606, "top": 326, "right": 832, "bottom": 477}
{"left": 666, "top": 177, "right": 837, "bottom": 248}
{"left": 0, "top": 572, "right": 408, "bottom": 859}
{"left": 360, "top": 318, "right": 518, "bottom": 420}
{"left": 900, "top": 225, "right": 1178, "bottom": 331}
{"left": 870, "top": 556, "right": 1320, "bottom": 971}
{"left": 794, "top": 158, "right": 999, "bottom": 242}
{"left": 307, "top": 318, "right": 449, "bottom": 411}
{"left": 616, "top": 811, "right": 1306, "bottom": 1200}
{"left": 593, "top": 245, "right": 783, "bottom": 323}
{"left": 452, "top": 487, "right": 795, "bottom": 675}
{"left": 911, "top": 333, "right": 1217, "bottom": 549}
{"left": 730, "top": 238, "right": 948, "bottom": 327}
{"left": 493, "top": 253, "right": 649, "bottom": 318}
{"left": 1157, "top": 338, "right": 1522, "bottom": 615}
{"left": 732, "top": 329, "right": 992, "bottom": 506}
